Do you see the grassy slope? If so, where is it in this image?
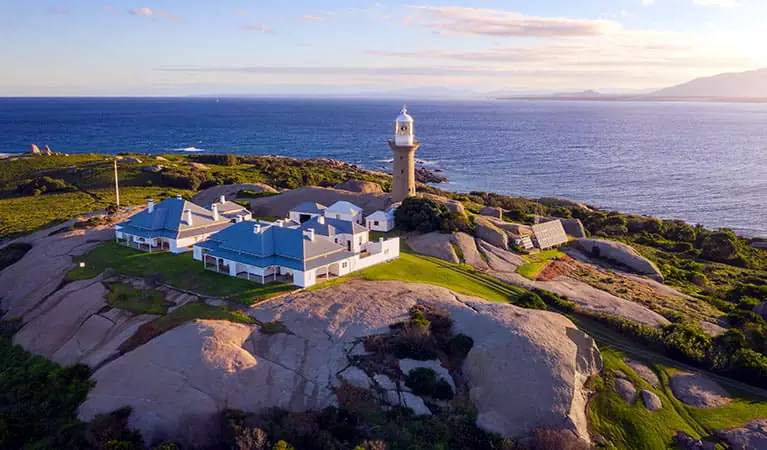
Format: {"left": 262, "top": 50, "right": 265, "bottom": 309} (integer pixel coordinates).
{"left": 105, "top": 282, "right": 174, "bottom": 315}
{"left": 516, "top": 249, "right": 566, "bottom": 279}
{"left": 68, "top": 243, "right": 295, "bottom": 304}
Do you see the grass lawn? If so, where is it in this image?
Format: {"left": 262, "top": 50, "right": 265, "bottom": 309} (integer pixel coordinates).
{"left": 311, "top": 251, "right": 524, "bottom": 304}
{"left": 105, "top": 282, "right": 174, "bottom": 315}
{"left": 516, "top": 249, "right": 566, "bottom": 279}
{"left": 68, "top": 243, "right": 296, "bottom": 304}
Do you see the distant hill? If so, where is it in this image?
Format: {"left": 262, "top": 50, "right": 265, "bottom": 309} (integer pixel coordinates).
{"left": 652, "top": 68, "right": 767, "bottom": 98}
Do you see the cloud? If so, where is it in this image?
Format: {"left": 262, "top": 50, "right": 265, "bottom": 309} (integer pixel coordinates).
{"left": 129, "top": 8, "right": 182, "bottom": 20}
{"left": 300, "top": 15, "right": 326, "bottom": 22}
{"left": 407, "top": 6, "right": 621, "bottom": 39}
{"left": 242, "top": 24, "right": 273, "bottom": 33}
{"left": 694, "top": 0, "right": 740, "bottom": 7}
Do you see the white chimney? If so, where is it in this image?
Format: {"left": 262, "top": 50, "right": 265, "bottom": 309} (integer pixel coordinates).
{"left": 176, "top": 195, "right": 182, "bottom": 200}
{"left": 253, "top": 224, "right": 261, "bottom": 234}
{"left": 318, "top": 216, "right": 325, "bottom": 225}
{"left": 275, "top": 220, "right": 283, "bottom": 228}
{"left": 147, "top": 199, "right": 154, "bottom": 214}
{"left": 220, "top": 195, "right": 226, "bottom": 204}
{"left": 235, "top": 214, "right": 244, "bottom": 223}
{"left": 211, "top": 204, "right": 220, "bottom": 221}
{"left": 185, "top": 209, "right": 193, "bottom": 226}
{"left": 306, "top": 228, "right": 315, "bottom": 241}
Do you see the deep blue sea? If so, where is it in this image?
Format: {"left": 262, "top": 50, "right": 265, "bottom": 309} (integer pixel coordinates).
{"left": 1, "top": 98, "right": 766, "bottom": 237}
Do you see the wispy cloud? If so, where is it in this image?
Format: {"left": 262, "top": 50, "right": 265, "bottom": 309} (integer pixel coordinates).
{"left": 407, "top": 6, "right": 621, "bottom": 39}
{"left": 129, "top": 8, "right": 182, "bottom": 21}
{"left": 693, "top": 0, "right": 740, "bottom": 7}
{"left": 300, "top": 15, "right": 327, "bottom": 22}
{"left": 242, "top": 24, "right": 273, "bottom": 33}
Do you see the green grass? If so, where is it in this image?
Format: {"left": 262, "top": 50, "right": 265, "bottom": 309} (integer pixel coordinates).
{"left": 68, "top": 243, "right": 296, "bottom": 304}
{"left": 105, "top": 282, "right": 174, "bottom": 315}
{"left": 589, "top": 348, "right": 703, "bottom": 449}
{"left": 311, "top": 250, "right": 524, "bottom": 304}
{"left": 516, "top": 249, "right": 566, "bottom": 279}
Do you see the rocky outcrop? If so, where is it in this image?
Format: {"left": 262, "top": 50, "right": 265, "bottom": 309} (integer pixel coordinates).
{"left": 420, "top": 193, "right": 467, "bottom": 217}
{"left": 334, "top": 180, "right": 384, "bottom": 194}
{"left": 641, "top": 390, "right": 663, "bottom": 411}
{"left": 716, "top": 419, "right": 767, "bottom": 450}
{"left": 405, "top": 232, "right": 459, "bottom": 264}
{"left": 454, "top": 233, "right": 489, "bottom": 270}
{"left": 475, "top": 216, "right": 508, "bottom": 249}
{"left": 670, "top": 372, "right": 732, "bottom": 408}
{"left": 575, "top": 238, "right": 664, "bottom": 282}
{"left": 79, "top": 280, "right": 602, "bottom": 444}
{"left": 191, "top": 183, "right": 277, "bottom": 207}
{"left": 561, "top": 219, "right": 587, "bottom": 238}
{"left": 0, "top": 209, "right": 137, "bottom": 318}
{"left": 479, "top": 207, "right": 503, "bottom": 219}
{"left": 674, "top": 431, "right": 712, "bottom": 450}
{"left": 536, "top": 197, "right": 592, "bottom": 211}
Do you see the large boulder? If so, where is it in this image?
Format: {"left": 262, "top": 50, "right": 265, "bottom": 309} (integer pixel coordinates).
{"left": 641, "top": 390, "right": 663, "bottom": 411}
{"left": 406, "top": 232, "right": 459, "bottom": 264}
{"left": 561, "top": 219, "right": 587, "bottom": 238}
{"left": 576, "top": 238, "right": 664, "bottom": 282}
{"left": 334, "top": 179, "right": 384, "bottom": 194}
{"left": 475, "top": 216, "right": 509, "bottom": 249}
{"left": 479, "top": 207, "right": 503, "bottom": 219}
{"left": 536, "top": 197, "right": 592, "bottom": 211}
{"left": 454, "top": 233, "right": 490, "bottom": 271}
{"left": 716, "top": 419, "right": 767, "bottom": 450}
{"left": 192, "top": 183, "right": 277, "bottom": 207}
{"left": 614, "top": 378, "right": 636, "bottom": 403}
{"left": 79, "top": 280, "right": 602, "bottom": 444}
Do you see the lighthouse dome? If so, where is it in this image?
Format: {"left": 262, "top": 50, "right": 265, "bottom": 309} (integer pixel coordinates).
{"left": 396, "top": 105, "right": 414, "bottom": 123}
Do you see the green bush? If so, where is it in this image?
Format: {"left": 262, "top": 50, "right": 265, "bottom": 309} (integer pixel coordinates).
{"left": 16, "top": 176, "right": 76, "bottom": 196}
{"left": 85, "top": 406, "right": 145, "bottom": 449}
{"left": 515, "top": 292, "right": 547, "bottom": 310}
{"left": 192, "top": 154, "right": 240, "bottom": 166}
{"left": 395, "top": 197, "right": 451, "bottom": 233}
{"left": 447, "top": 333, "right": 474, "bottom": 360}
{"left": 404, "top": 368, "right": 454, "bottom": 400}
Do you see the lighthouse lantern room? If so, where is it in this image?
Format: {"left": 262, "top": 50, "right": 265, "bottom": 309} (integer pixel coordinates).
{"left": 394, "top": 106, "right": 415, "bottom": 146}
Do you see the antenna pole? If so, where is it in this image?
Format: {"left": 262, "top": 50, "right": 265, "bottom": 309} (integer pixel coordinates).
{"left": 114, "top": 159, "right": 120, "bottom": 209}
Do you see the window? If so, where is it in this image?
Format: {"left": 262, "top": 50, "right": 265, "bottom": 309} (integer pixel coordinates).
{"left": 336, "top": 214, "right": 341, "bottom": 219}
{"left": 400, "top": 156, "right": 403, "bottom": 160}
{"left": 401, "top": 170, "right": 404, "bottom": 175}
{"left": 374, "top": 221, "right": 379, "bottom": 226}
{"left": 342, "top": 262, "right": 347, "bottom": 268}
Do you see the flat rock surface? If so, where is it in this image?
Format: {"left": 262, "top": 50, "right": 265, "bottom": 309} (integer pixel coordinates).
{"left": 575, "top": 239, "right": 664, "bottom": 282}
{"left": 405, "top": 232, "right": 458, "bottom": 264}
{"left": 192, "top": 183, "right": 276, "bottom": 206}
{"left": 626, "top": 359, "right": 660, "bottom": 387}
{"left": 79, "top": 280, "right": 602, "bottom": 445}
{"left": 717, "top": 419, "right": 767, "bottom": 450}
{"left": 334, "top": 180, "right": 384, "bottom": 194}
{"left": 670, "top": 372, "right": 732, "bottom": 408}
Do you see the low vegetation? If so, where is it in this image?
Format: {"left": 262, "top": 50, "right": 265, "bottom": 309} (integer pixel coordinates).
{"left": 106, "top": 282, "right": 174, "bottom": 315}
{"left": 394, "top": 197, "right": 470, "bottom": 234}
{"left": 516, "top": 249, "right": 566, "bottom": 279}
{"left": 68, "top": 243, "right": 295, "bottom": 304}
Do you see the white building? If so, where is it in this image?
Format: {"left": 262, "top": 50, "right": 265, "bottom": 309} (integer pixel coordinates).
{"left": 365, "top": 209, "right": 396, "bottom": 232}
{"left": 193, "top": 212, "right": 399, "bottom": 288}
{"left": 289, "top": 202, "right": 327, "bottom": 224}
{"left": 115, "top": 196, "right": 251, "bottom": 253}
{"left": 325, "top": 201, "right": 364, "bottom": 224}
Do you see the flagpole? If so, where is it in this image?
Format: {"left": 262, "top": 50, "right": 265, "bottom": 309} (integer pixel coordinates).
{"left": 114, "top": 159, "right": 120, "bottom": 210}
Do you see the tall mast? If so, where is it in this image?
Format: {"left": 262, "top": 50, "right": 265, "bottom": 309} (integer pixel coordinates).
{"left": 114, "top": 159, "right": 120, "bottom": 209}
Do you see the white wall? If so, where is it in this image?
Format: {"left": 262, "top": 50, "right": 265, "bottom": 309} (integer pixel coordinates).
{"left": 294, "top": 269, "right": 314, "bottom": 288}
{"left": 352, "top": 238, "right": 400, "bottom": 271}
{"left": 325, "top": 210, "right": 363, "bottom": 224}
{"left": 367, "top": 218, "right": 394, "bottom": 232}
{"left": 333, "top": 232, "right": 369, "bottom": 254}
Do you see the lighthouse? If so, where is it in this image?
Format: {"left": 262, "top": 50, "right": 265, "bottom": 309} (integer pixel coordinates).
{"left": 388, "top": 105, "right": 421, "bottom": 203}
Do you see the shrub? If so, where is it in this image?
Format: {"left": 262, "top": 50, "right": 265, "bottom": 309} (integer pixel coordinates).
{"left": 85, "top": 406, "right": 145, "bottom": 450}
{"left": 531, "top": 429, "right": 591, "bottom": 450}
{"left": 409, "top": 311, "right": 431, "bottom": 329}
{"left": 395, "top": 197, "right": 451, "bottom": 233}
{"left": 16, "top": 176, "right": 75, "bottom": 196}
{"left": 535, "top": 289, "right": 578, "bottom": 312}
{"left": 447, "top": 333, "right": 474, "bottom": 360}
{"left": 404, "top": 368, "right": 454, "bottom": 400}
{"left": 701, "top": 230, "right": 740, "bottom": 263}
{"left": 515, "top": 292, "right": 547, "bottom": 310}
{"left": 192, "top": 154, "right": 240, "bottom": 166}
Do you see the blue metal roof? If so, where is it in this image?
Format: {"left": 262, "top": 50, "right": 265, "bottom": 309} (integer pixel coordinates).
{"left": 292, "top": 202, "right": 327, "bottom": 215}
{"left": 119, "top": 197, "right": 245, "bottom": 238}
{"left": 301, "top": 216, "right": 366, "bottom": 236}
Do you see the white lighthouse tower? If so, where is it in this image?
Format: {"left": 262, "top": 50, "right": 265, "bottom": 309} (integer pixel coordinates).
{"left": 388, "top": 105, "right": 421, "bottom": 203}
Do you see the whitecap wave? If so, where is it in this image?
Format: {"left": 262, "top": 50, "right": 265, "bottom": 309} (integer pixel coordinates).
{"left": 375, "top": 158, "right": 394, "bottom": 163}
{"left": 416, "top": 159, "right": 439, "bottom": 166}
{"left": 174, "top": 147, "right": 205, "bottom": 152}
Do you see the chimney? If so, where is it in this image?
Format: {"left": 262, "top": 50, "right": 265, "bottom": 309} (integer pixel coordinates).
{"left": 275, "top": 220, "right": 283, "bottom": 228}
{"left": 211, "top": 204, "right": 220, "bottom": 221}
{"left": 185, "top": 209, "right": 193, "bottom": 226}
{"left": 176, "top": 195, "right": 182, "bottom": 200}
{"left": 147, "top": 199, "right": 154, "bottom": 214}
{"left": 318, "top": 216, "right": 325, "bottom": 225}
{"left": 253, "top": 223, "right": 261, "bottom": 234}
{"left": 220, "top": 195, "right": 226, "bottom": 204}
{"left": 306, "top": 228, "right": 315, "bottom": 241}
{"left": 235, "top": 214, "right": 244, "bottom": 223}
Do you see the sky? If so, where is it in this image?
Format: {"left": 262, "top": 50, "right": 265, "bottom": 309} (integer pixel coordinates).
{"left": 1, "top": 0, "right": 766, "bottom": 96}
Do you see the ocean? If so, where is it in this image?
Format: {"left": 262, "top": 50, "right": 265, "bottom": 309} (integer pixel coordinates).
{"left": 1, "top": 97, "right": 765, "bottom": 237}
